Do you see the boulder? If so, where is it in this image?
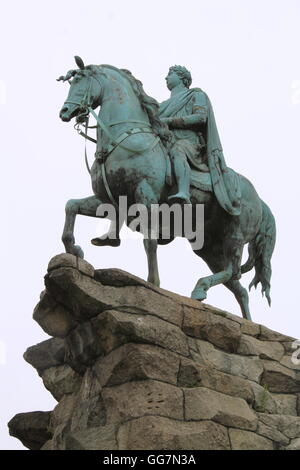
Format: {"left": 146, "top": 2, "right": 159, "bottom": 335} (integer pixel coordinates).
{"left": 23, "top": 338, "right": 65, "bottom": 374}
{"left": 33, "top": 291, "right": 77, "bottom": 338}
{"left": 8, "top": 411, "right": 52, "bottom": 450}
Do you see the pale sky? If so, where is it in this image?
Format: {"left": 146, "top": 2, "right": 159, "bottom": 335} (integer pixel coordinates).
{"left": 1, "top": 0, "right": 299, "bottom": 449}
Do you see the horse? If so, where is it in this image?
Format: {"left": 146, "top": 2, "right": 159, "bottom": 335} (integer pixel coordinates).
{"left": 58, "top": 56, "right": 276, "bottom": 321}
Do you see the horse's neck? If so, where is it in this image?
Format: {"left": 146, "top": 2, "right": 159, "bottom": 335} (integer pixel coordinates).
{"left": 98, "top": 68, "right": 149, "bottom": 132}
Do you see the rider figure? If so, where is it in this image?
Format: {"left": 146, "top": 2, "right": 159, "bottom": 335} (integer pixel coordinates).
{"left": 159, "top": 65, "right": 210, "bottom": 205}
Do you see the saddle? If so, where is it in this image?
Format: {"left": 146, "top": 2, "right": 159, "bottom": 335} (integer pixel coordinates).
{"left": 190, "top": 168, "right": 213, "bottom": 192}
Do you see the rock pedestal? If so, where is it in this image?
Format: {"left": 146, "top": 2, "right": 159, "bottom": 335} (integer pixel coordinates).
{"left": 8, "top": 254, "right": 300, "bottom": 450}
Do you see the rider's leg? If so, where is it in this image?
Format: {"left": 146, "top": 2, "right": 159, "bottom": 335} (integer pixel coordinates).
{"left": 91, "top": 212, "right": 124, "bottom": 247}
{"left": 168, "top": 143, "right": 191, "bottom": 204}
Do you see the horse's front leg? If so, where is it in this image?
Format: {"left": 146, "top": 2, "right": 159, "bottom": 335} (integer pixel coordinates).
{"left": 62, "top": 195, "right": 102, "bottom": 258}
{"left": 144, "top": 239, "right": 160, "bottom": 287}
{"left": 134, "top": 180, "right": 161, "bottom": 287}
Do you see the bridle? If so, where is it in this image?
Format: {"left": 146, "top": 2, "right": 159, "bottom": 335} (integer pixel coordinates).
{"left": 65, "top": 73, "right": 160, "bottom": 161}
{"left": 64, "top": 72, "right": 160, "bottom": 205}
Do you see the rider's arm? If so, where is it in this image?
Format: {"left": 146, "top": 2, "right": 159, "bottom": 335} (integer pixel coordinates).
{"left": 164, "top": 91, "right": 208, "bottom": 130}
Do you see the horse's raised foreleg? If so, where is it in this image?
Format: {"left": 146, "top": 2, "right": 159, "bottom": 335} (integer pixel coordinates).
{"left": 62, "top": 195, "right": 103, "bottom": 258}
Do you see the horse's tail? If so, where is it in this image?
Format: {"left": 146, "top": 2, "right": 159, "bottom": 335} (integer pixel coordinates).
{"left": 241, "top": 200, "right": 276, "bottom": 306}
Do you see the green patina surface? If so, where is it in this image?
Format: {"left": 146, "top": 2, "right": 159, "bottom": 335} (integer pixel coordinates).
{"left": 57, "top": 57, "right": 276, "bottom": 321}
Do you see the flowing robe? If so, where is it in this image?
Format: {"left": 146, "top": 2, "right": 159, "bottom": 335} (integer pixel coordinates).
{"left": 159, "top": 88, "right": 241, "bottom": 216}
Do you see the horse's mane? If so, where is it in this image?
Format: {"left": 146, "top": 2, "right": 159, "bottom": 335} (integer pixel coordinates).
{"left": 100, "top": 65, "right": 173, "bottom": 149}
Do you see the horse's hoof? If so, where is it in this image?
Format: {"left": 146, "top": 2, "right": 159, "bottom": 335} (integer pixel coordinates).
{"left": 191, "top": 288, "right": 207, "bottom": 301}
{"left": 91, "top": 237, "right": 121, "bottom": 247}
{"left": 73, "top": 245, "right": 84, "bottom": 259}
{"left": 147, "top": 278, "right": 160, "bottom": 287}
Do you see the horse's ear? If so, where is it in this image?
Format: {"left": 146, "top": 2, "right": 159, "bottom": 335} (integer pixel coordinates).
{"left": 75, "top": 56, "right": 85, "bottom": 69}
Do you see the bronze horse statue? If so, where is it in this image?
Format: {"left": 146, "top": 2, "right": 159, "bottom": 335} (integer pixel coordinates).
{"left": 58, "top": 57, "right": 276, "bottom": 321}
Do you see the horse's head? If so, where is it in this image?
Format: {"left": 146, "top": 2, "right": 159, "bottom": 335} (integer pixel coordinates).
{"left": 58, "top": 56, "right": 102, "bottom": 123}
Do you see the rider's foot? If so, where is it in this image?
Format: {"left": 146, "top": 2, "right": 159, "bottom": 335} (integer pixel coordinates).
{"left": 91, "top": 235, "right": 121, "bottom": 247}
{"left": 168, "top": 192, "right": 191, "bottom": 205}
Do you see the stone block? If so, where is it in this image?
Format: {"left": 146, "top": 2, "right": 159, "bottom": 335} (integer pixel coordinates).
{"left": 118, "top": 416, "right": 230, "bottom": 450}
{"left": 258, "top": 413, "right": 300, "bottom": 439}
{"left": 48, "top": 253, "right": 94, "bottom": 277}
{"left": 241, "top": 321, "right": 261, "bottom": 337}
{"left": 259, "top": 325, "right": 295, "bottom": 343}
{"left": 261, "top": 360, "right": 300, "bottom": 393}
{"left": 229, "top": 429, "right": 274, "bottom": 450}
{"left": 178, "top": 358, "right": 254, "bottom": 403}
{"left": 284, "top": 438, "right": 300, "bottom": 450}
{"left": 184, "top": 387, "right": 257, "bottom": 430}
{"left": 196, "top": 339, "right": 263, "bottom": 382}
{"left": 257, "top": 421, "right": 289, "bottom": 446}
{"left": 46, "top": 267, "right": 182, "bottom": 326}
{"left": 42, "top": 365, "right": 82, "bottom": 401}
{"left": 65, "top": 321, "right": 102, "bottom": 373}
{"left": 272, "top": 394, "right": 297, "bottom": 416}
{"left": 8, "top": 411, "right": 52, "bottom": 450}
{"left": 250, "top": 382, "right": 277, "bottom": 414}
{"left": 23, "top": 338, "right": 65, "bottom": 374}
{"left": 92, "top": 310, "right": 189, "bottom": 357}
{"left": 237, "top": 335, "right": 284, "bottom": 361}
{"left": 70, "top": 395, "right": 106, "bottom": 432}
{"left": 33, "top": 291, "right": 77, "bottom": 338}
{"left": 76, "top": 367, "right": 102, "bottom": 401}
{"left": 183, "top": 306, "right": 241, "bottom": 353}
{"left": 65, "top": 425, "right": 118, "bottom": 450}
{"left": 50, "top": 394, "right": 77, "bottom": 430}
{"left": 280, "top": 355, "right": 300, "bottom": 371}
{"left": 102, "top": 380, "right": 184, "bottom": 425}
{"left": 94, "top": 343, "right": 180, "bottom": 387}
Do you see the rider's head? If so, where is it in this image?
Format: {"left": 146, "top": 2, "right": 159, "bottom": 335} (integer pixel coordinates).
{"left": 168, "top": 65, "right": 192, "bottom": 89}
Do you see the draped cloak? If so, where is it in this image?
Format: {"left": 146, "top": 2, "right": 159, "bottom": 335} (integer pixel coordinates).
{"left": 159, "top": 88, "right": 241, "bottom": 216}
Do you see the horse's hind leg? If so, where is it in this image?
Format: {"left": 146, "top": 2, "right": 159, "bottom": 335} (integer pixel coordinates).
{"left": 62, "top": 195, "right": 103, "bottom": 258}
{"left": 191, "top": 260, "right": 233, "bottom": 301}
{"left": 191, "top": 239, "right": 248, "bottom": 318}
{"left": 191, "top": 238, "right": 244, "bottom": 301}
{"left": 224, "top": 279, "right": 251, "bottom": 321}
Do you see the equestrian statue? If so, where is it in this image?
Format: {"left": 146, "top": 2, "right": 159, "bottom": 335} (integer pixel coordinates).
{"left": 57, "top": 56, "right": 276, "bottom": 321}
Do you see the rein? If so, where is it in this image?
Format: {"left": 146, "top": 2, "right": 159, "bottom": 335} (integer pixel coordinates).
{"left": 66, "top": 74, "right": 160, "bottom": 204}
